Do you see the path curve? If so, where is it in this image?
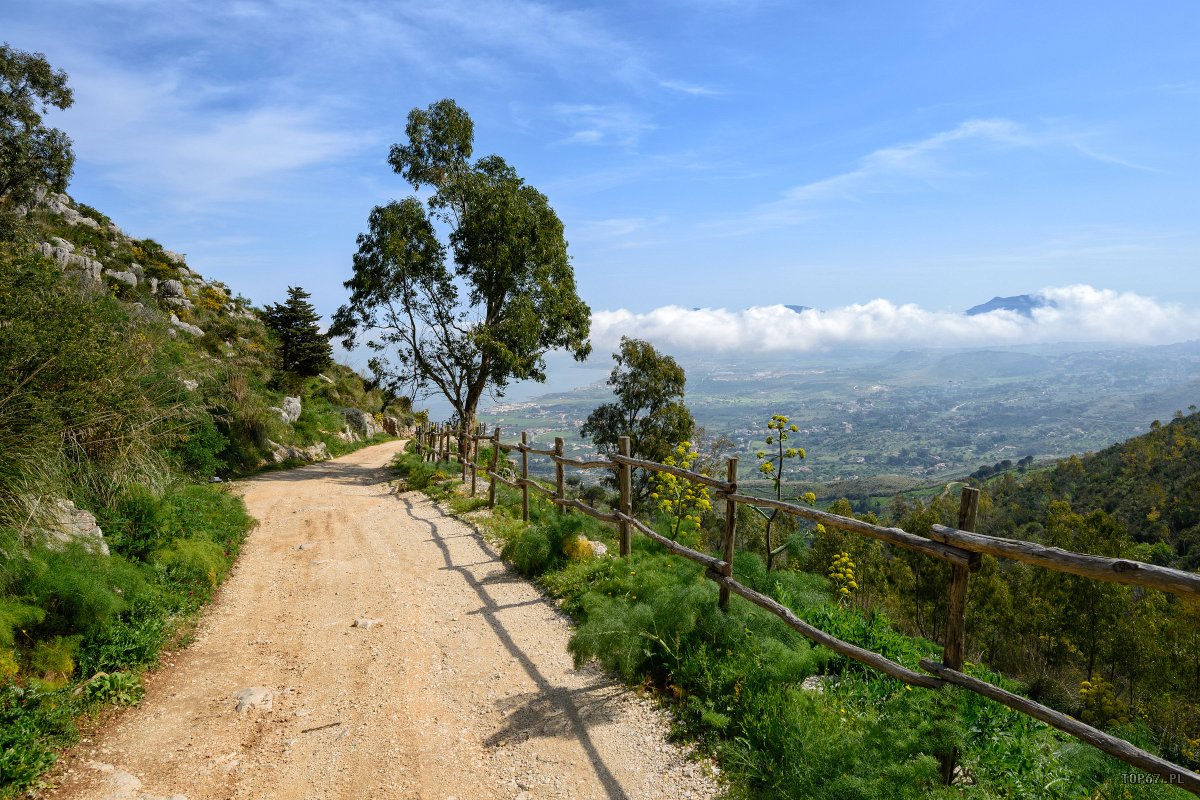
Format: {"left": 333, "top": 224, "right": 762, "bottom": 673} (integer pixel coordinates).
{"left": 44, "top": 441, "right": 719, "bottom": 800}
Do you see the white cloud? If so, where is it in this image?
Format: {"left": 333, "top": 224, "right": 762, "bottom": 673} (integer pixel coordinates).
{"left": 714, "top": 118, "right": 1151, "bottom": 234}
{"left": 658, "top": 79, "right": 723, "bottom": 96}
{"left": 59, "top": 58, "right": 376, "bottom": 211}
{"left": 553, "top": 104, "right": 656, "bottom": 148}
{"left": 590, "top": 285, "right": 1200, "bottom": 352}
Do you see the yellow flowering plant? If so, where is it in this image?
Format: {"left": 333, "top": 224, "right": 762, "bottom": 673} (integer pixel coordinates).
{"left": 827, "top": 551, "right": 858, "bottom": 606}
{"left": 752, "top": 414, "right": 812, "bottom": 569}
{"left": 650, "top": 441, "right": 714, "bottom": 542}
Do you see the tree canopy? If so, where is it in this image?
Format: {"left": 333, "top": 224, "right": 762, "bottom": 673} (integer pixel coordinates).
{"left": 332, "top": 99, "right": 590, "bottom": 426}
{"left": 581, "top": 337, "right": 694, "bottom": 500}
{"left": 0, "top": 44, "right": 74, "bottom": 208}
{"left": 261, "top": 286, "right": 333, "bottom": 377}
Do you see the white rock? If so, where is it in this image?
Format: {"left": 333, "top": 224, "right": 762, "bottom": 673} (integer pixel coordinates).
{"left": 41, "top": 498, "right": 109, "bottom": 556}
{"left": 233, "top": 686, "right": 274, "bottom": 713}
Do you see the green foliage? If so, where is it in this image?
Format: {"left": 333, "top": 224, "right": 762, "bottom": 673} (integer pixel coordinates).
{"left": 333, "top": 98, "right": 591, "bottom": 427}
{"left": 261, "top": 285, "right": 333, "bottom": 377}
{"left": 649, "top": 441, "right": 712, "bottom": 542}
{"left": 0, "top": 44, "right": 74, "bottom": 208}
{"left": 581, "top": 337, "right": 694, "bottom": 501}
{"left": 82, "top": 671, "right": 143, "bottom": 706}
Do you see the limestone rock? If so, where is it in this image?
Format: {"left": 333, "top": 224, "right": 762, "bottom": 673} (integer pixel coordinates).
{"left": 588, "top": 540, "right": 609, "bottom": 558}
{"left": 104, "top": 269, "right": 138, "bottom": 287}
{"left": 265, "top": 439, "right": 329, "bottom": 464}
{"left": 276, "top": 396, "right": 302, "bottom": 423}
{"left": 169, "top": 314, "right": 204, "bottom": 337}
{"left": 158, "top": 279, "right": 185, "bottom": 298}
{"left": 148, "top": 277, "right": 159, "bottom": 295}
{"left": 317, "top": 373, "right": 335, "bottom": 384}
{"left": 181, "top": 378, "right": 199, "bottom": 391}
{"left": 233, "top": 686, "right": 274, "bottom": 713}
{"left": 41, "top": 499, "right": 110, "bottom": 556}
{"left": 341, "top": 408, "right": 382, "bottom": 438}
{"left": 380, "top": 415, "right": 414, "bottom": 437}
{"left": 351, "top": 618, "right": 381, "bottom": 629}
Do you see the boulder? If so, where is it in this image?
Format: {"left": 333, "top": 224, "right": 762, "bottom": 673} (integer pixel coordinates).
{"left": 281, "top": 396, "right": 302, "bottom": 423}
{"left": 41, "top": 499, "right": 110, "bottom": 556}
{"left": 265, "top": 440, "right": 329, "bottom": 464}
{"left": 158, "top": 279, "right": 185, "bottom": 298}
{"left": 341, "top": 408, "right": 382, "bottom": 438}
{"left": 148, "top": 277, "right": 159, "bottom": 295}
{"left": 104, "top": 269, "right": 138, "bottom": 287}
{"left": 169, "top": 313, "right": 204, "bottom": 337}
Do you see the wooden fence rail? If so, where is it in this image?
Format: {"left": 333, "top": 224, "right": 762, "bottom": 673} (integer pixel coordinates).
{"left": 411, "top": 421, "right": 1200, "bottom": 794}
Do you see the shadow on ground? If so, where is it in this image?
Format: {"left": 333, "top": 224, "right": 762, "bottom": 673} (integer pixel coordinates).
{"left": 400, "top": 494, "right": 634, "bottom": 800}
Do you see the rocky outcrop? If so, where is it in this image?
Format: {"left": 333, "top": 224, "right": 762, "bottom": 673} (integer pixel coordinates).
{"left": 40, "top": 499, "right": 110, "bottom": 556}
{"left": 265, "top": 440, "right": 329, "bottom": 464}
{"left": 104, "top": 268, "right": 138, "bottom": 287}
{"left": 169, "top": 313, "right": 204, "bottom": 337}
{"left": 380, "top": 416, "right": 414, "bottom": 437}
{"left": 341, "top": 409, "right": 382, "bottom": 438}
{"left": 271, "top": 396, "right": 302, "bottom": 423}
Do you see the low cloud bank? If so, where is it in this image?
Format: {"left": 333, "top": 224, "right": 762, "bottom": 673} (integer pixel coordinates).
{"left": 590, "top": 285, "right": 1198, "bottom": 352}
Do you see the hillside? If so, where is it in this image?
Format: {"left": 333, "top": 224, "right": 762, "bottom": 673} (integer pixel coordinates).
{"left": 981, "top": 410, "right": 1200, "bottom": 569}
{"left": 0, "top": 189, "right": 416, "bottom": 796}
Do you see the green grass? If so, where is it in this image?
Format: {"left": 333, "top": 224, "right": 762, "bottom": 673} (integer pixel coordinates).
{"left": 407, "top": 468, "right": 1192, "bottom": 800}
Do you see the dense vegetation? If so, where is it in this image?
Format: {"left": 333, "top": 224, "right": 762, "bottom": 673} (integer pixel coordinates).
{"left": 394, "top": 443, "right": 1193, "bottom": 799}
{"left": 0, "top": 46, "right": 414, "bottom": 794}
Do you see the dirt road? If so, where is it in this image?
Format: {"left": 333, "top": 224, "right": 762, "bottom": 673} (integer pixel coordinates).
{"left": 45, "top": 441, "right": 719, "bottom": 800}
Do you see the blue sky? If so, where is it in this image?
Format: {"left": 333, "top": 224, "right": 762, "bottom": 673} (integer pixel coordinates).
{"left": 6, "top": 0, "right": 1200, "bottom": 356}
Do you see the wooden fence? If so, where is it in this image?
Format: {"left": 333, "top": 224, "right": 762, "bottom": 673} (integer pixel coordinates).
{"left": 411, "top": 421, "right": 1200, "bottom": 794}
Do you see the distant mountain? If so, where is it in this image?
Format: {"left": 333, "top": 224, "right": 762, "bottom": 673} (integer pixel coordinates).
{"left": 784, "top": 304, "right": 812, "bottom": 314}
{"left": 965, "top": 294, "right": 1052, "bottom": 317}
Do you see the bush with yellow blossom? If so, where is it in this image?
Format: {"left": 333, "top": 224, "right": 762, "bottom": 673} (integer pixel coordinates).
{"left": 650, "top": 441, "right": 713, "bottom": 542}
{"left": 827, "top": 551, "right": 858, "bottom": 606}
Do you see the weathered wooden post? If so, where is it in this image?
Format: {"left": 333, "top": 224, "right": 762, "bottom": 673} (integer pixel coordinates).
{"left": 618, "top": 436, "right": 632, "bottom": 557}
{"left": 441, "top": 424, "right": 450, "bottom": 463}
{"left": 940, "top": 485, "right": 980, "bottom": 784}
{"left": 459, "top": 424, "right": 468, "bottom": 483}
{"left": 554, "top": 437, "right": 566, "bottom": 514}
{"left": 719, "top": 456, "right": 739, "bottom": 612}
{"left": 488, "top": 427, "right": 500, "bottom": 509}
{"left": 470, "top": 423, "right": 482, "bottom": 496}
{"left": 520, "top": 431, "right": 530, "bottom": 523}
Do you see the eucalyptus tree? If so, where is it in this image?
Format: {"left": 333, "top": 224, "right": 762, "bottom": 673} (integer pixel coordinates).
{"left": 0, "top": 44, "right": 74, "bottom": 238}
{"left": 332, "top": 100, "right": 591, "bottom": 440}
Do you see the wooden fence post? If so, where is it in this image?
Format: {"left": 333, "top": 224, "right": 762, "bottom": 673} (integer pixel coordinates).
{"left": 520, "top": 431, "right": 530, "bottom": 523}
{"left": 488, "top": 427, "right": 500, "bottom": 509}
{"left": 618, "top": 436, "right": 632, "bottom": 557}
{"left": 470, "top": 423, "right": 481, "bottom": 496}
{"left": 940, "top": 485, "right": 980, "bottom": 785}
{"left": 554, "top": 437, "right": 566, "bottom": 514}
{"left": 719, "top": 456, "right": 739, "bottom": 612}
{"left": 459, "top": 425, "right": 467, "bottom": 483}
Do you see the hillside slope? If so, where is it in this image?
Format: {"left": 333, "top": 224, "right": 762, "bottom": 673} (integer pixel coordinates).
{"left": 0, "top": 189, "right": 416, "bottom": 796}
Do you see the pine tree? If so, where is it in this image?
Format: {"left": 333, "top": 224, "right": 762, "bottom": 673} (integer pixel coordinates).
{"left": 262, "top": 286, "right": 333, "bottom": 377}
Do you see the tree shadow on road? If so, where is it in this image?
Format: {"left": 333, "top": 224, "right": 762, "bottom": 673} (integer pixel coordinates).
{"left": 400, "top": 494, "right": 634, "bottom": 800}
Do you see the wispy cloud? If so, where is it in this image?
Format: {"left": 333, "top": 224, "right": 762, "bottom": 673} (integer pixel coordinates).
{"left": 590, "top": 285, "right": 1199, "bottom": 352}
{"left": 553, "top": 104, "right": 656, "bottom": 148}
{"left": 59, "top": 58, "right": 375, "bottom": 211}
{"left": 712, "top": 118, "right": 1153, "bottom": 234}
{"left": 658, "top": 79, "right": 723, "bottom": 96}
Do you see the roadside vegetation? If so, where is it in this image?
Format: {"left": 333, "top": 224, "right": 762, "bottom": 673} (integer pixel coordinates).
{"left": 0, "top": 45, "right": 411, "bottom": 796}
{"left": 393, "top": 439, "right": 1193, "bottom": 799}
